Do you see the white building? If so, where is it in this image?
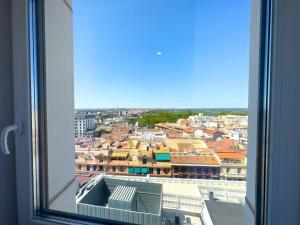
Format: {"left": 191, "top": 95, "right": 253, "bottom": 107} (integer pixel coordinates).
{"left": 193, "top": 128, "right": 204, "bottom": 138}
{"left": 226, "top": 128, "right": 248, "bottom": 144}
{"left": 228, "top": 131, "right": 240, "bottom": 142}
{"left": 132, "top": 128, "right": 166, "bottom": 141}
{"left": 189, "top": 113, "right": 220, "bottom": 129}
{"left": 218, "top": 115, "right": 248, "bottom": 127}
{"left": 216, "top": 153, "right": 247, "bottom": 181}
{"left": 75, "top": 113, "right": 96, "bottom": 138}
{"left": 204, "top": 121, "right": 219, "bottom": 129}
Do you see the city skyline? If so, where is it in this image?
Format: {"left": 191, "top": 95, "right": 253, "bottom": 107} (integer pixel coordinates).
{"left": 73, "top": 0, "right": 250, "bottom": 109}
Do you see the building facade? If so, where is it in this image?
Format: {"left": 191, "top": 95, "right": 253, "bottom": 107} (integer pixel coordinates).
{"left": 216, "top": 152, "right": 247, "bottom": 181}
{"left": 75, "top": 113, "right": 96, "bottom": 138}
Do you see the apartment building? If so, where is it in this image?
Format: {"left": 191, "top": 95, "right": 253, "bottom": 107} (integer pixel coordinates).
{"left": 203, "top": 128, "right": 225, "bottom": 140}
{"left": 133, "top": 128, "right": 166, "bottom": 141}
{"left": 75, "top": 149, "right": 224, "bottom": 180}
{"left": 216, "top": 152, "right": 247, "bottom": 181}
{"left": 171, "top": 155, "right": 221, "bottom": 179}
{"left": 218, "top": 115, "right": 248, "bottom": 127}
{"left": 74, "top": 113, "right": 96, "bottom": 138}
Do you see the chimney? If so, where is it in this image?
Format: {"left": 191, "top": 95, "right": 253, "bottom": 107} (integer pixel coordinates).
{"left": 209, "top": 191, "right": 214, "bottom": 201}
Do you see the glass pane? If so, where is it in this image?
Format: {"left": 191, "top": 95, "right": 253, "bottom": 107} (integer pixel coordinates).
{"left": 41, "top": 0, "right": 250, "bottom": 224}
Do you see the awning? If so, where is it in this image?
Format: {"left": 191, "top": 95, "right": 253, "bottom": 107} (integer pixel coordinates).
{"left": 155, "top": 153, "right": 170, "bottom": 161}
{"left": 141, "top": 168, "right": 149, "bottom": 174}
{"left": 111, "top": 152, "right": 128, "bottom": 158}
{"left": 134, "top": 167, "right": 141, "bottom": 173}
{"left": 128, "top": 167, "right": 134, "bottom": 173}
{"left": 153, "top": 149, "right": 170, "bottom": 154}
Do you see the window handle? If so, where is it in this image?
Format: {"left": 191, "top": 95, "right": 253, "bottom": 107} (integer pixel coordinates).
{"left": 1, "top": 122, "right": 22, "bottom": 155}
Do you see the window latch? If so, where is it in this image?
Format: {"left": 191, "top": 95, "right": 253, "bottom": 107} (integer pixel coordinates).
{"left": 1, "top": 122, "right": 22, "bottom": 155}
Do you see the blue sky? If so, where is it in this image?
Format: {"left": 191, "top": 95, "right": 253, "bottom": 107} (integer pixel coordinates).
{"left": 73, "top": 0, "right": 250, "bottom": 109}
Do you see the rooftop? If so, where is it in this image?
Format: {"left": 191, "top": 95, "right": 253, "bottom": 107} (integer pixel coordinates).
{"left": 164, "top": 138, "right": 207, "bottom": 151}
{"left": 206, "top": 139, "right": 237, "bottom": 149}
{"left": 108, "top": 185, "right": 136, "bottom": 202}
{"left": 163, "top": 183, "right": 201, "bottom": 197}
{"left": 177, "top": 143, "right": 194, "bottom": 152}
{"left": 171, "top": 155, "right": 220, "bottom": 166}
{"left": 77, "top": 176, "right": 163, "bottom": 225}
{"left": 203, "top": 128, "right": 224, "bottom": 135}
{"left": 75, "top": 113, "right": 95, "bottom": 119}
{"left": 205, "top": 200, "right": 244, "bottom": 225}
{"left": 78, "top": 177, "right": 162, "bottom": 215}
{"left": 216, "top": 152, "right": 245, "bottom": 160}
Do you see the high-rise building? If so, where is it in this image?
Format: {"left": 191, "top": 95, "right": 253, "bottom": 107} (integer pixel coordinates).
{"left": 74, "top": 113, "right": 96, "bottom": 138}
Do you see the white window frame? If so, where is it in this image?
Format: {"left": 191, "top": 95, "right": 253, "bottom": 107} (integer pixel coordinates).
{"left": 11, "top": 0, "right": 277, "bottom": 224}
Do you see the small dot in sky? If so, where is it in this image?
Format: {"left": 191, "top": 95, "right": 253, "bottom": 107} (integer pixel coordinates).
{"left": 156, "top": 51, "right": 162, "bottom": 56}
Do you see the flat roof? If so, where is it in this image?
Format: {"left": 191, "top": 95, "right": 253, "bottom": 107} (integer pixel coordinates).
{"left": 171, "top": 155, "right": 220, "bottom": 166}
{"left": 163, "top": 183, "right": 201, "bottom": 197}
{"left": 205, "top": 200, "right": 244, "bottom": 225}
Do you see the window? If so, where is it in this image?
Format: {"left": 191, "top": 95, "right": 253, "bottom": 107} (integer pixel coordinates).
{"left": 8, "top": 0, "right": 276, "bottom": 224}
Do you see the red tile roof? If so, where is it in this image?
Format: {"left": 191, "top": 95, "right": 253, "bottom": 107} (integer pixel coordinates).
{"left": 206, "top": 139, "right": 237, "bottom": 149}
{"left": 203, "top": 128, "right": 224, "bottom": 135}
{"left": 216, "top": 152, "right": 245, "bottom": 160}
{"left": 171, "top": 155, "right": 220, "bottom": 165}
{"left": 75, "top": 172, "right": 97, "bottom": 187}
{"left": 177, "top": 143, "right": 194, "bottom": 152}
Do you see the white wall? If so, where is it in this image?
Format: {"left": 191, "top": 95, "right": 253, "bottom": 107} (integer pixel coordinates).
{"left": 0, "top": 0, "right": 17, "bottom": 224}
{"left": 44, "top": 0, "right": 76, "bottom": 213}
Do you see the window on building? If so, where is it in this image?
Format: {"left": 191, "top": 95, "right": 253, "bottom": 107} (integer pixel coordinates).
{"left": 237, "top": 168, "right": 242, "bottom": 174}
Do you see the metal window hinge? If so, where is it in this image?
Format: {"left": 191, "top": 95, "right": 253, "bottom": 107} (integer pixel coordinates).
{"left": 1, "top": 122, "right": 22, "bottom": 155}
